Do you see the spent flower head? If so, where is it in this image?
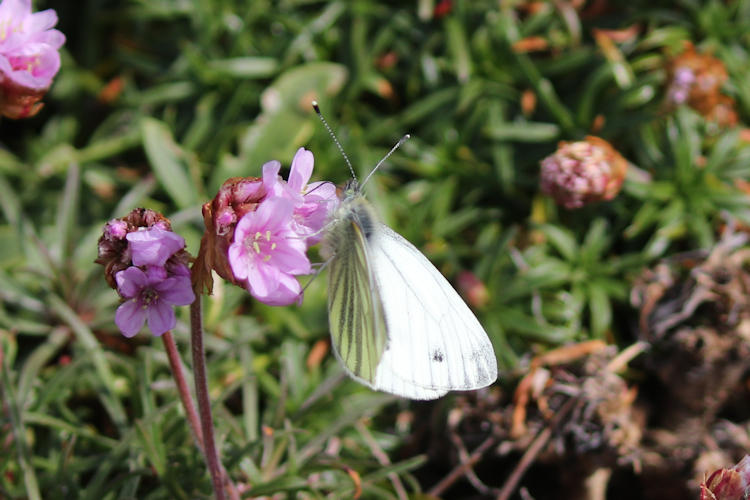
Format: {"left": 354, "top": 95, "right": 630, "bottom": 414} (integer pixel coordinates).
{"left": 194, "top": 148, "right": 337, "bottom": 306}
{"left": 665, "top": 43, "right": 737, "bottom": 127}
{"left": 0, "top": 0, "right": 65, "bottom": 118}
{"left": 96, "top": 209, "right": 194, "bottom": 337}
{"left": 540, "top": 136, "right": 627, "bottom": 209}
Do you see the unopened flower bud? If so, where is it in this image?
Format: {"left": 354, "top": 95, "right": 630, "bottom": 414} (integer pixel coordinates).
{"left": 457, "top": 271, "right": 490, "bottom": 309}
{"left": 0, "top": 0, "right": 66, "bottom": 119}
{"left": 540, "top": 136, "right": 627, "bottom": 209}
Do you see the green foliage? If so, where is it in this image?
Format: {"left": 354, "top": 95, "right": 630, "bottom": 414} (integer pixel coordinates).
{"left": 1, "top": 0, "right": 749, "bottom": 497}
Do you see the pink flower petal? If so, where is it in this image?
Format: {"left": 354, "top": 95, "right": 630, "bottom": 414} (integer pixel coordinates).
{"left": 146, "top": 300, "right": 176, "bottom": 336}
{"left": 258, "top": 272, "right": 303, "bottom": 306}
{"left": 25, "top": 9, "right": 59, "bottom": 34}
{"left": 262, "top": 160, "right": 282, "bottom": 197}
{"left": 228, "top": 242, "right": 251, "bottom": 280}
{"left": 127, "top": 227, "right": 185, "bottom": 267}
{"left": 246, "top": 261, "right": 277, "bottom": 298}
{"left": 115, "top": 299, "right": 146, "bottom": 337}
{"left": 156, "top": 276, "right": 195, "bottom": 306}
{"left": 115, "top": 267, "right": 148, "bottom": 298}
{"left": 288, "top": 148, "right": 314, "bottom": 192}
{"left": 271, "top": 243, "right": 312, "bottom": 275}
{"left": 255, "top": 197, "right": 295, "bottom": 230}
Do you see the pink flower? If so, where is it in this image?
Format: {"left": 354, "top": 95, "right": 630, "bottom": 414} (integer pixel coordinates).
{"left": 127, "top": 226, "right": 186, "bottom": 267}
{"left": 0, "top": 0, "right": 65, "bottom": 118}
{"left": 286, "top": 148, "right": 339, "bottom": 244}
{"left": 263, "top": 148, "right": 339, "bottom": 244}
{"left": 114, "top": 266, "right": 195, "bottom": 337}
{"left": 228, "top": 197, "right": 311, "bottom": 306}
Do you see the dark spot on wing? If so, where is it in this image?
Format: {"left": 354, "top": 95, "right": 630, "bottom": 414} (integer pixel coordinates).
{"left": 432, "top": 349, "right": 444, "bottom": 363}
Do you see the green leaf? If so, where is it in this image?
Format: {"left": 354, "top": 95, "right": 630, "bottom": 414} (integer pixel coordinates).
{"left": 588, "top": 282, "right": 612, "bottom": 339}
{"left": 539, "top": 224, "right": 578, "bottom": 261}
{"left": 219, "top": 62, "right": 348, "bottom": 189}
{"left": 141, "top": 117, "right": 199, "bottom": 209}
{"left": 484, "top": 121, "right": 560, "bottom": 142}
{"left": 206, "top": 57, "right": 279, "bottom": 79}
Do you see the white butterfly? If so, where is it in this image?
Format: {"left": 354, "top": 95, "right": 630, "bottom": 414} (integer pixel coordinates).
{"left": 314, "top": 103, "right": 498, "bottom": 400}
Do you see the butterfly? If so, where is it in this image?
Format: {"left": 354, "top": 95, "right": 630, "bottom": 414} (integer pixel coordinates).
{"left": 314, "top": 102, "right": 498, "bottom": 400}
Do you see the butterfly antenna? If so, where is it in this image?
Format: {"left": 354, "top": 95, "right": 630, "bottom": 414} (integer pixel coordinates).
{"left": 361, "top": 134, "right": 410, "bottom": 188}
{"left": 312, "top": 101, "right": 357, "bottom": 181}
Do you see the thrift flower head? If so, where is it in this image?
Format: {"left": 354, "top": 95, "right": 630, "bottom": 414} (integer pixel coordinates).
{"left": 0, "top": 0, "right": 65, "bottom": 119}
{"left": 96, "top": 209, "right": 195, "bottom": 338}
{"left": 700, "top": 455, "right": 750, "bottom": 500}
{"left": 194, "top": 148, "right": 337, "bottom": 306}
{"left": 540, "top": 136, "right": 627, "bottom": 209}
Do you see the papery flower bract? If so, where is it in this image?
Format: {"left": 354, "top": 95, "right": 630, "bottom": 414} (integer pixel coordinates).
{"left": 228, "top": 197, "right": 311, "bottom": 306}
{"left": 114, "top": 266, "right": 195, "bottom": 337}
{"left": 127, "top": 226, "right": 186, "bottom": 267}
{"left": 0, "top": 0, "right": 66, "bottom": 118}
{"left": 540, "top": 136, "right": 627, "bottom": 209}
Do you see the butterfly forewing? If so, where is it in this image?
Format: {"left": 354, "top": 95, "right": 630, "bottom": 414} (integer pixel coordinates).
{"left": 326, "top": 204, "right": 388, "bottom": 385}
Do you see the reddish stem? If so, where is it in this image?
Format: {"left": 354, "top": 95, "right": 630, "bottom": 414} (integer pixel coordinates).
{"left": 190, "top": 298, "right": 226, "bottom": 500}
{"left": 161, "top": 331, "right": 204, "bottom": 449}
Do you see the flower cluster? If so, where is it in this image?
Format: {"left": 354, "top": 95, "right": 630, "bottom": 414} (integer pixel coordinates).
{"left": 0, "top": 0, "right": 65, "bottom": 119}
{"left": 194, "top": 148, "right": 338, "bottom": 306}
{"left": 700, "top": 455, "right": 750, "bottom": 500}
{"left": 540, "top": 136, "right": 627, "bottom": 209}
{"left": 96, "top": 209, "right": 195, "bottom": 337}
{"left": 665, "top": 43, "right": 737, "bottom": 127}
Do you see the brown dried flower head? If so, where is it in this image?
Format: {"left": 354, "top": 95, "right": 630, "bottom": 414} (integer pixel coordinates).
{"left": 540, "top": 136, "right": 627, "bottom": 209}
{"left": 666, "top": 43, "right": 738, "bottom": 127}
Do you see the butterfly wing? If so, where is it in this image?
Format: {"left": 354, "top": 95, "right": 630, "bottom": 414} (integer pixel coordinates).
{"left": 368, "top": 225, "right": 498, "bottom": 400}
{"left": 327, "top": 216, "right": 388, "bottom": 387}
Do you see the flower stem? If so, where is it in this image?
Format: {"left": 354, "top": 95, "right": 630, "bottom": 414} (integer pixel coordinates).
{"left": 161, "top": 331, "right": 204, "bottom": 449}
{"left": 190, "top": 297, "right": 226, "bottom": 500}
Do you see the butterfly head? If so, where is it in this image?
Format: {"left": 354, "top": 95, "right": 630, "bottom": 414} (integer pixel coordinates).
{"left": 341, "top": 178, "right": 361, "bottom": 200}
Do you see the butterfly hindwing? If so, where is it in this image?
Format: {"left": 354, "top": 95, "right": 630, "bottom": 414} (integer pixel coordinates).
{"left": 367, "top": 225, "right": 498, "bottom": 399}
{"left": 327, "top": 212, "right": 388, "bottom": 386}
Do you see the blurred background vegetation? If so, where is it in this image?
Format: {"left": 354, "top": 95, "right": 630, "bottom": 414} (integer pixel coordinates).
{"left": 2, "top": 0, "right": 750, "bottom": 498}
